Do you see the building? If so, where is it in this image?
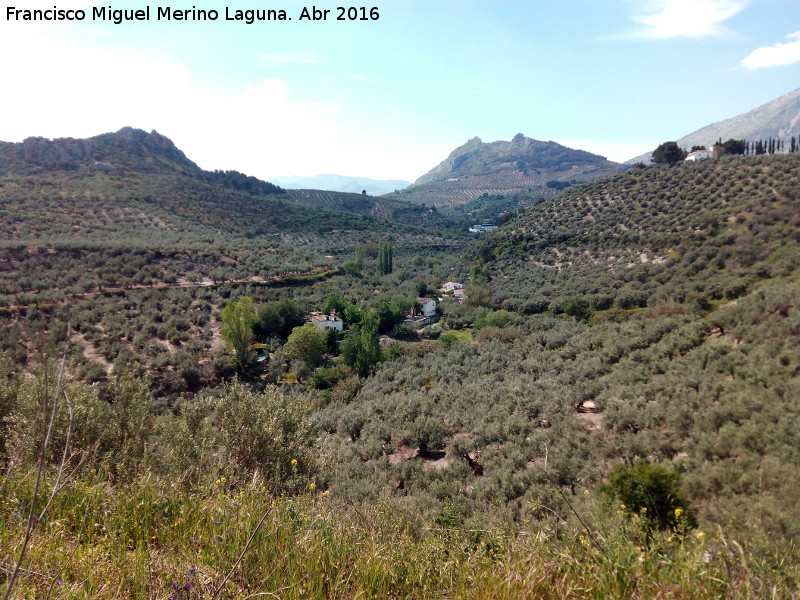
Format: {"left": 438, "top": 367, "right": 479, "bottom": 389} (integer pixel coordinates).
{"left": 469, "top": 224, "right": 498, "bottom": 233}
{"left": 685, "top": 149, "right": 713, "bottom": 162}
{"left": 308, "top": 312, "right": 344, "bottom": 331}
{"left": 440, "top": 282, "right": 466, "bottom": 301}
{"left": 417, "top": 297, "right": 437, "bottom": 317}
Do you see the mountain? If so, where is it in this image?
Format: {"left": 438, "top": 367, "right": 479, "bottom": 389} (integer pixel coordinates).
{"left": 0, "top": 127, "right": 463, "bottom": 309}
{"left": 388, "top": 134, "right": 625, "bottom": 217}
{"left": 0, "top": 126, "right": 200, "bottom": 174}
{"left": 271, "top": 174, "right": 411, "bottom": 196}
{"left": 628, "top": 87, "right": 800, "bottom": 163}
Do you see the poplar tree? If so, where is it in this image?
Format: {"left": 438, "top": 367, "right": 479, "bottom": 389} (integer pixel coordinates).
{"left": 220, "top": 296, "right": 257, "bottom": 371}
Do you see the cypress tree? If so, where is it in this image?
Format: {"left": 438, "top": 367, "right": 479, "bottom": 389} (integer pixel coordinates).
{"left": 354, "top": 243, "right": 364, "bottom": 268}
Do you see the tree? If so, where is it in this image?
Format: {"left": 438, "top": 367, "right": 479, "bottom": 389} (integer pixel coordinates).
{"left": 340, "top": 312, "right": 381, "bottom": 376}
{"left": 374, "top": 300, "right": 404, "bottom": 333}
{"left": 354, "top": 243, "right": 364, "bottom": 269}
{"left": 377, "top": 242, "right": 393, "bottom": 275}
{"left": 564, "top": 297, "right": 592, "bottom": 321}
{"left": 652, "top": 141, "right": 687, "bottom": 166}
{"left": 284, "top": 323, "right": 327, "bottom": 368}
{"left": 220, "top": 296, "right": 257, "bottom": 371}
{"left": 465, "top": 284, "right": 492, "bottom": 308}
{"left": 323, "top": 294, "right": 362, "bottom": 325}
{"left": 713, "top": 138, "right": 746, "bottom": 156}
{"left": 255, "top": 299, "right": 304, "bottom": 340}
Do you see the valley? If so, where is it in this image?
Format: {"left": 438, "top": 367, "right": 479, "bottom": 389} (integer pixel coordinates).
{"left": 1, "top": 123, "right": 799, "bottom": 598}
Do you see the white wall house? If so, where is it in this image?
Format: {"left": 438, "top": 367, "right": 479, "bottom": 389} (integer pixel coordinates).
{"left": 685, "top": 149, "right": 713, "bottom": 162}
{"left": 417, "top": 297, "right": 437, "bottom": 317}
{"left": 440, "top": 282, "right": 466, "bottom": 301}
{"left": 308, "top": 312, "right": 344, "bottom": 331}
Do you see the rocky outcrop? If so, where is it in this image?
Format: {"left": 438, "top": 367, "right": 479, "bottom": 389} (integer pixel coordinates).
{"left": 4, "top": 127, "right": 199, "bottom": 173}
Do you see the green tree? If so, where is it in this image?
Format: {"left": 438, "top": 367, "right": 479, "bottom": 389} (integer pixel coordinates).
{"left": 255, "top": 299, "right": 304, "bottom": 340}
{"left": 377, "top": 242, "right": 393, "bottom": 275}
{"left": 564, "top": 297, "right": 592, "bottom": 321}
{"left": 714, "top": 138, "right": 746, "bottom": 156}
{"left": 374, "top": 300, "right": 404, "bottom": 333}
{"left": 354, "top": 243, "right": 364, "bottom": 268}
{"left": 340, "top": 312, "right": 381, "bottom": 376}
{"left": 284, "top": 323, "right": 327, "bottom": 368}
{"left": 465, "top": 284, "right": 493, "bottom": 308}
{"left": 220, "top": 296, "right": 257, "bottom": 371}
{"left": 323, "top": 294, "right": 362, "bottom": 325}
{"left": 652, "top": 141, "right": 687, "bottom": 166}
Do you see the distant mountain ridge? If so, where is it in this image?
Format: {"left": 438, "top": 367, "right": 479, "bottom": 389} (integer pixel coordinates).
{"left": 0, "top": 127, "right": 199, "bottom": 174}
{"left": 389, "top": 134, "right": 625, "bottom": 217}
{"left": 271, "top": 174, "right": 411, "bottom": 196}
{"left": 0, "top": 126, "right": 466, "bottom": 231}
{"left": 627, "top": 87, "right": 800, "bottom": 163}
{"left": 415, "top": 133, "right": 614, "bottom": 185}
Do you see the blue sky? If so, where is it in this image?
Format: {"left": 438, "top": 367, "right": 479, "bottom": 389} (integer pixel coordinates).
{"left": 1, "top": 0, "right": 798, "bottom": 180}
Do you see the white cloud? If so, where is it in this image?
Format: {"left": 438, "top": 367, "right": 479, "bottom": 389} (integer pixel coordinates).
{"left": 625, "top": 0, "right": 747, "bottom": 39}
{"left": 741, "top": 31, "right": 800, "bottom": 69}
{"left": 0, "top": 26, "right": 440, "bottom": 180}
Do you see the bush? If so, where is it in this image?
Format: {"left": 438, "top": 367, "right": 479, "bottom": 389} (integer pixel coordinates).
{"left": 215, "top": 382, "right": 316, "bottom": 492}
{"left": 601, "top": 461, "right": 693, "bottom": 531}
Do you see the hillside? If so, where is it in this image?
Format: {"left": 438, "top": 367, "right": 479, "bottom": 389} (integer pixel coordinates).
{"left": 389, "top": 134, "right": 625, "bottom": 217}
{"left": 484, "top": 153, "right": 800, "bottom": 313}
{"left": 312, "top": 153, "right": 800, "bottom": 544}
{"left": 285, "top": 188, "right": 461, "bottom": 230}
{"left": 0, "top": 128, "right": 462, "bottom": 303}
{"left": 2, "top": 146, "right": 800, "bottom": 596}
{"left": 0, "top": 128, "right": 464, "bottom": 401}
{"left": 628, "top": 86, "right": 800, "bottom": 163}
{"left": 272, "top": 173, "right": 412, "bottom": 195}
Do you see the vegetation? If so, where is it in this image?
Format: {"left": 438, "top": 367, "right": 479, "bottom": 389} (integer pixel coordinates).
{"left": 652, "top": 141, "right": 687, "bottom": 165}
{"left": 389, "top": 135, "right": 624, "bottom": 215}
{"left": 220, "top": 296, "right": 257, "bottom": 370}
{"left": 2, "top": 134, "right": 800, "bottom": 596}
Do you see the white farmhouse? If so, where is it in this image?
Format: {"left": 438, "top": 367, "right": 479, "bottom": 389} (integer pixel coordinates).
{"left": 685, "top": 149, "right": 713, "bottom": 162}
{"left": 417, "top": 297, "right": 437, "bottom": 317}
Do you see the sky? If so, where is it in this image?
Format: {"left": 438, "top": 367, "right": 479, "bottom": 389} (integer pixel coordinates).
{"left": 1, "top": 0, "right": 799, "bottom": 181}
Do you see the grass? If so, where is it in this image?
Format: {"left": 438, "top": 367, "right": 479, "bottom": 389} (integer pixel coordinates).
{"left": 1, "top": 472, "right": 796, "bottom": 599}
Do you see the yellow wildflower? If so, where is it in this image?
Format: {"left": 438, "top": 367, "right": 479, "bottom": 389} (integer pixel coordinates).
{"left": 674, "top": 507, "right": 683, "bottom": 518}
{"left": 291, "top": 459, "right": 298, "bottom": 466}
{"left": 583, "top": 489, "right": 590, "bottom": 496}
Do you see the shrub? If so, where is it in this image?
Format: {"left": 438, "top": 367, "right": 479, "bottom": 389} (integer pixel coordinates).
{"left": 601, "top": 461, "right": 693, "bottom": 531}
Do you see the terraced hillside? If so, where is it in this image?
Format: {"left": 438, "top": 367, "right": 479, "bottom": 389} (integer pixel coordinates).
{"left": 313, "top": 152, "right": 800, "bottom": 544}
{"left": 481, "top": 153, "right": 800, "bottom": 314}
{"left": 0, "top": 129, "right": 463, "bottom": 306}
{"left": 286, "top": 188, "right": 460, "bottom": 230}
